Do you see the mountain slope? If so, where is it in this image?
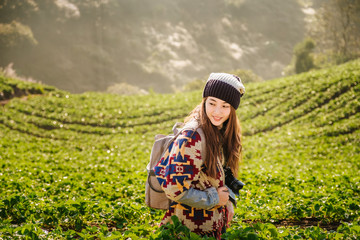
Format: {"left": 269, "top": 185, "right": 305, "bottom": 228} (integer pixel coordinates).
{"left": 1, "top": 0, "right": 308, "bottom": 93}
{"left": 0, "top": 60, "right": 359, "bottom": 238}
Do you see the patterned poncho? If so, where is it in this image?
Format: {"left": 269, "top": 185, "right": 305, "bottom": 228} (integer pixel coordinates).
{"left": 154, "top": 127, "right": 227, "bottom": 237}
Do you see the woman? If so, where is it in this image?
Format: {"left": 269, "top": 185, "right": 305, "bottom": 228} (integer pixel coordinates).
{"left": 154, "top": 73, "right": 245, "bottom": 239}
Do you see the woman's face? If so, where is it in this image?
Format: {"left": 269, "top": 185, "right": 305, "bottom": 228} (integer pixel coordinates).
{"left": 205, "top": 97, "right": 231, "bottom": 128}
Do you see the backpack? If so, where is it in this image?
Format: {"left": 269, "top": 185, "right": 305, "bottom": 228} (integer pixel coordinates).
{"left": 145, "top": 121, "right": 206, "bottom": 209}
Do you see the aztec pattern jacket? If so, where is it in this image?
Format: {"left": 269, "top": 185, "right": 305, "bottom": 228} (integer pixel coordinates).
{"left": 154, "top": 122, "right": 228, "bottom": 237}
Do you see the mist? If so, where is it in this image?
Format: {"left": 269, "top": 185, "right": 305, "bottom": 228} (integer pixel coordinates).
{"left": 0, "top": 0, "right": 312, "bottom": 93}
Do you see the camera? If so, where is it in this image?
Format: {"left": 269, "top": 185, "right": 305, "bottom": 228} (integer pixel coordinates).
{"left": 224, "top": 167, "right": 245, "bottom": 196}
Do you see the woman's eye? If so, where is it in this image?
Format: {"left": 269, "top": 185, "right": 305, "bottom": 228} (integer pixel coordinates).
{"left": 223, "top": 105, "right": 230, "bottom": 108}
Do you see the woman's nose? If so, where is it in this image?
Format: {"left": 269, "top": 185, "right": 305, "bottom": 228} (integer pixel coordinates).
{"left": 214, "top": 106, "right": 221, "bottom": 114}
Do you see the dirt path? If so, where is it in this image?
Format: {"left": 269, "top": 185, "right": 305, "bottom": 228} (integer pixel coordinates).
{"left": 242, "top": 217, "right": 341, "bottom": 231}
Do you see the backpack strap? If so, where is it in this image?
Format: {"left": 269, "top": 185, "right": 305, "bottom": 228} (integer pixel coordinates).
{"left": 147, "top": 122, "right": 184, "bottom": 193}
{"left": 148, "top": 173, "right": 165, "bottom": 193}
{"left": 196, "top": 127, "right": 206, "bottom": 162}
{"left": 172, "top": 122, "right": 184, "bottom": 135}
{"left": 149, "top": 122, "right": 206, "bottom": 193}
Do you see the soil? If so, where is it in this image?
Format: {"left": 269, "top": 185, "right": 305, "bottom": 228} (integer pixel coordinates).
{"left": 242, "top": 217, "right": 341, "bottom": 231}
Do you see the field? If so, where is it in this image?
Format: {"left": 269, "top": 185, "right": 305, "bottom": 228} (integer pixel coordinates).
{"left": 0, "top": 60, "right": 359, "bottom": 239}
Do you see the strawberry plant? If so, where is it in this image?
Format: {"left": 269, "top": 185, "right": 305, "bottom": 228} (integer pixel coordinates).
{"left": 0, "top": 59, "right": 359, "bottom": 239}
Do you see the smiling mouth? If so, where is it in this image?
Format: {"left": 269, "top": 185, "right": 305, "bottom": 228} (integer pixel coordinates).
{"left": 213, "top": 116, "right": 222, "bottom": 121}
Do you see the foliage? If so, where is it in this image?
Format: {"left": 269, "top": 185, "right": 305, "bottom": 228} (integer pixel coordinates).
{"left": 294, "top": 38, "right": 316, "bottom": 74}
{"left": 0, "top": 21, "right": 37, "bottom": 48}
{"left": 0, "top": 0, "right": 38, "bottom": 23}
{"left": 231, "top": 69, "right": 263, "bottom": 84}
{"left": 151, "top": 216, "right": 212, "bottom": 240}
{"left": 106, "top": 82, "right": 149, "bottom": 96}
{"left": 183, "top": 69, "right": 262, "bottom": 92}
{"left": 285, "top": 38, "right": 316, "bottom": 75}
{"left": 0, "top": 73, "right": 59, "bottom": 101}
{"left": 183, "top": 79, "right": 206, "bottom": 92}
{"left": 0, "top": 0, "right": 307, "bottom": 93}
{"left": 0, "top": 60, "right": 359, "bottom": 239}
{"left": 309, "top": 0, "right": 360, "bottom": 64}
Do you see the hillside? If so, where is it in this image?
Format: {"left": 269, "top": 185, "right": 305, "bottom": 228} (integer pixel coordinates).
{"left": 0, "top": 60, "right": 359, "bottom": 239}
{"left": 0, "top": 75, "right": 60, "bottom": 104}
{"left": 0, "top": 0, "right": 309, "bottom": 93}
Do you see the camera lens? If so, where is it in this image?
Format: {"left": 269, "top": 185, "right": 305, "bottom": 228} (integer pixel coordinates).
{"left": 232, "top": 179, "right": 245, "bottom": 192}
{"left": 224, "top": 167, "right": 245, "bottom": 196}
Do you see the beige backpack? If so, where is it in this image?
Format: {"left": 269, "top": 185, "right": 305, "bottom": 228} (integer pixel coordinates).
{"left": 145, "top": 122, "right": 206, "bottom": 209}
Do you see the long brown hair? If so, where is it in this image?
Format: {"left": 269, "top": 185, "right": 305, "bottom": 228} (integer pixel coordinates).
{"left": 185, "top": 97, "right": 242, "bottom": 178}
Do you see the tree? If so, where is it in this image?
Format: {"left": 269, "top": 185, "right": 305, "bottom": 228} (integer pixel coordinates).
{"left": 231, "top": 69, "right": 263, "bottom": 83}
{"left": 294, "top": 38, "right": 315, "bottom": 74}
{"left": 310, "top": 0, "right": 360, "bottom": 63}
{"left": 0, "top": 21, "right": 37, "bottom": 48}
{"left": 0, "top": 0, "right": 38, "bottom": 52}
{"left": 0, "top": 0, "right": 38, "bottom": 24}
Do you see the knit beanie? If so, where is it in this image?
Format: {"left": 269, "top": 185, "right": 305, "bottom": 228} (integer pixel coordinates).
{"left": 203, "top": 73, "right": 245, "bottom": 110}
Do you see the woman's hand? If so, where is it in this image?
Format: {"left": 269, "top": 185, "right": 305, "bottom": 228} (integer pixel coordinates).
{"left": 226, "top": 201, "right": 234, "bottom": 223}
{"left": 217, "top": 186, "right": 229, "bottom": 206}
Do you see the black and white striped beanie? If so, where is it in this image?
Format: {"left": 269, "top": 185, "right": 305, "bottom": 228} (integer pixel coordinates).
{"left": 203, "top": 73, "right": 245, "bottom": 110}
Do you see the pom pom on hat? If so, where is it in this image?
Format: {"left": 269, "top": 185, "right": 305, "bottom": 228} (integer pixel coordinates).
{"left": 203, "top": 73, "right": 245, "bottom": 109}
